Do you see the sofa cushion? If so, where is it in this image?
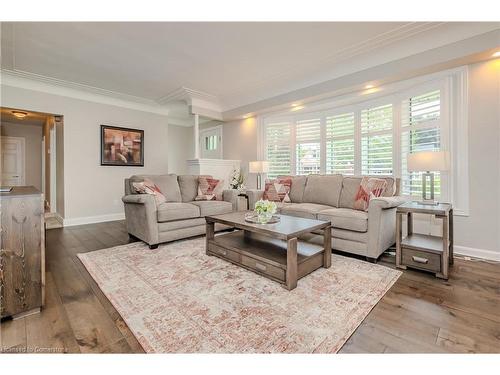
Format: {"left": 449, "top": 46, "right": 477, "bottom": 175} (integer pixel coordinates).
{"left": 281, "top": 203, "right": 333, "bottom": 220}
{"left": 157, "top": 202, "right": 200, "bottom": 222}
{"left": 263, "top": 177, "right": 291, "bottom": 203}
{"left": 130, "top": 174, "right": 181, "bottom": 202}
{"left": 178, "top": 175, "right": 212, "bottom": 202}
{"left": 302, "top": 174, "right": 343, "bottom": 207}
{"left": 317, "top": 208, "right": 368, "bottom": 232}
{"left": 279, "top": 175, "right": 307, "bottom": 203}
{"left": 339, "top": 176, "right": 397, "bottom": 209}
{"left": 190, "top": 200, "right": 233, "bottom": 217}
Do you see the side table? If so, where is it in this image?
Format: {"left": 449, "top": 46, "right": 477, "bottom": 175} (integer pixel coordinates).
{"left": 396, "top": 202, "right": 453, "bottom": 279}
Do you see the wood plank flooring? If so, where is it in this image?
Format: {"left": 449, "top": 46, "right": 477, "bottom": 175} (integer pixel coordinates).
{"left": 1, "top": 220, "right": 499, "bottom": 353}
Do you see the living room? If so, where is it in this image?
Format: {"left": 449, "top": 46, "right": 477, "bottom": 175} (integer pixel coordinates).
{"left": 1, "top": 1, "right": 499, "bottom": 373}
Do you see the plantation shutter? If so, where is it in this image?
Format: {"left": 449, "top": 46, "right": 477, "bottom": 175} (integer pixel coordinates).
{"left": 295, "top": 118, "right": 321, "bottom": 175}
{"left": 401, "top": 90, "right": 441, "bottom": 196}
{"left": 361, "top": 103, "right": 393, "bottom": 175}
{"left": 325, "top": 112, "right": 355, "bottom": 175}
{"left": 265, "top": 121, "right": 292, "bottom": 179}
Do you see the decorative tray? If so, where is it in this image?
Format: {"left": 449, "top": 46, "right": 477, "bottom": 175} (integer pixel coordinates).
{"left": 244, "top": 213, "right": 281, "bottom": 224}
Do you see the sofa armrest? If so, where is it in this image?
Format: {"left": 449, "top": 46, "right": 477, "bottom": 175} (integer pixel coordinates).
{"left": 122, "top": 194, "right": 159, "bottom": 245}
{"left": 223, "top": 189, "right": 239, "bottom": 211}
{"left": 246, "top": 189, "right": 264, "bottom": 210}
{"left": 366, "top": 196, "right": 406, "bottom": 259}
{"left": 122, "top": 194, "right": 156, "bottom": 205}
{"left": 369, "top": 196, "right": 407, "bottom": 210}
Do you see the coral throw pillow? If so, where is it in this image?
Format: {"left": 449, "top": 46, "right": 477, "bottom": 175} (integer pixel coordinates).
{"left": 196, "top": 176, "right": 224, "bottom": 201}
{"left": 353, "top": 177, "right": 388, "bottom": 211}
{"left": 132, "top": 178, "right": 167, "bottom": 205}
{"left": 263, "top": 178, "right": 292, "bottom": 203}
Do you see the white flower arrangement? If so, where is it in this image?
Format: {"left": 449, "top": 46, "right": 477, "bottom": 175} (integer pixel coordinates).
{"left": 254, "top": 199, "right": 277, "bottom": 216}
{"left": 229, "top": 168, "right": 245, "bottom": 190}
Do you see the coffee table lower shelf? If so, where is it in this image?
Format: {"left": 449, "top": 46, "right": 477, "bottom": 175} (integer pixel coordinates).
{"left": 207, "top": 230, "right": 326, "bottom": 289}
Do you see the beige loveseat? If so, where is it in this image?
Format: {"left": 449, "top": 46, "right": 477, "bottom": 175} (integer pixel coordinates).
{"left": 122, "top": 174, "right": 238, "bottom": 248}
{"left": 247, "top": 175, "right": 406, "bottom": 261}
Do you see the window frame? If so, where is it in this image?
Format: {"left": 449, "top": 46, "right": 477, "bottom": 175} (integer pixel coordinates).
{"left": 258, "top": 67, "right": 468, "bottom": 216}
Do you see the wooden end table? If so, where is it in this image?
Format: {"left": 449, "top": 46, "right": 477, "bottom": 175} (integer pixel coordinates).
{"left": 396, "top": 202, "right": 453, "bottom": 279}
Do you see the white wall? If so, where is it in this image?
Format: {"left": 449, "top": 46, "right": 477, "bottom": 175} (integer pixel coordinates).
{"left": 1, "top": 85, "right": 169, "bottom": 224}
{"left": 452, "top": 59, "right": 500, "bottom": 256}
{"left": 1, "top": 121, "right": 43, "bottom": 191}
{"left": 221, "top": 61, "right": 500, "bottom": 259}
{"left": 168, "top": 124, "right": 193, "bottom": 175}
{"left": 222, "top": 117, "right": 258, "bottom": 189}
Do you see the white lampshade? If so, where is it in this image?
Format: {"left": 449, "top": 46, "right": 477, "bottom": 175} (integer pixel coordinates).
{"left": 249, "top": 161, "right": 269, "bottom": 173}
{"left": 407, "top": 151, "right": 449, "bottom": 172}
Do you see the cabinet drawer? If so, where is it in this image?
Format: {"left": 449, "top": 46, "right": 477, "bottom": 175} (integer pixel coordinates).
{"left": 208, "top": 243, "right": 240, "bottom": 263}
{"left": 241, "top": 255, "right": 285, "bottom": 282}
{"left": 402, "top": 248, "right": 441, "bottom": 272}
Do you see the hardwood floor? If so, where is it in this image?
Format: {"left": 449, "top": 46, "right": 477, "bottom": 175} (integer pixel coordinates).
{"left": 1, "top": 220, "right": 499, "bottom": 353}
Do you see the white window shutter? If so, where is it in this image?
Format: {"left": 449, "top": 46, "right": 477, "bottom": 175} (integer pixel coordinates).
{"left": 401, "top": 90, "right": 441, "bottom": 197}
{"left": 265, "top": 121, "right": 292, "bottom": 179}
{"left": 325, "top": 112, "right": 355, "bottom": 175}
{"left": 361, "top": 104, "right": 393, "bottom": 175}
{"left": 295, "top": 118, "right": 321, "bottom": 175}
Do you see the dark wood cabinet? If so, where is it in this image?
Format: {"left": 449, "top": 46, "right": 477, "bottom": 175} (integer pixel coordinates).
{"left": 0, "top": 186, "right": 45, "bottom": 319}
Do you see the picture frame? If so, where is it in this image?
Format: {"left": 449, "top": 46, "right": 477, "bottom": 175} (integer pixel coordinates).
{"left": 100, "top": 125, "right": 144, "bottom": 166}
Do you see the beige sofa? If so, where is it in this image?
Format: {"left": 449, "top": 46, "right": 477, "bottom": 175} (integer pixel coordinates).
{"left": 122, "top": 174, "right": 238, "bottom": 248}
{"left": 247, "top": 175, "right": 406, "bottom": 262}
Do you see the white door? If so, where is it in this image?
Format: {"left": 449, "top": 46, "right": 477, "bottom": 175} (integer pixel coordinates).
{"left": 200, "top": 126, "right": 223, "bottom": 159}
{"left": 1, "top": 136, "right": 25, "bottom": 186}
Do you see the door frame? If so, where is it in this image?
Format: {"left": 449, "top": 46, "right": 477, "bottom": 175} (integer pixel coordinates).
{"left": 199, "top": 125, "right": 223, "bottom": 159}
{"left": 0, "top": 136, "right": 26, "bottom": 186}
{"left": 49, "top": 123, "right": 57, "bottom": 213}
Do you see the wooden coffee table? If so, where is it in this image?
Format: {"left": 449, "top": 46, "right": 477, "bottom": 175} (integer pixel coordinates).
{"left": 205, "top": 212, "right": 331, "bottom": 290}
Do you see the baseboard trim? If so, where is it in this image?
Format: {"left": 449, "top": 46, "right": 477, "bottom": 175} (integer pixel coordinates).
{"left": 454, "top": 245, "right": 500, "bottom": 262}
{"left": 63, "top": 213, "right": 125, "bottom": 227}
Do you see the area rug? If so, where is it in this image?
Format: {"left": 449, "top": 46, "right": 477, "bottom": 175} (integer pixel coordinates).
{"left": 77, "top": 237, "right": 401, "bottom": 353}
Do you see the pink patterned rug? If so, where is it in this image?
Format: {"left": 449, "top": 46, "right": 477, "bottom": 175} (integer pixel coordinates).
{"left": 77, "top": 237, "right": 401, "bottom": 353}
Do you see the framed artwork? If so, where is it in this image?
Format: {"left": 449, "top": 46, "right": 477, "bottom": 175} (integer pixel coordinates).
{"left": 100, "top": 125, "right": 144, "bottom": 166}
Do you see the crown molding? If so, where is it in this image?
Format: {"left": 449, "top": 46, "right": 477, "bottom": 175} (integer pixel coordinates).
{"left": 1, "top": 69, "right": 170, "bottom": 116}
{"left": 157, "top": 86, "right": 218, "bottom": 105}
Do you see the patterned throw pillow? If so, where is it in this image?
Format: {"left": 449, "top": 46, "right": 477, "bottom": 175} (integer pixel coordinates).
{"left": 353, "top": 177, "right": 388, "bottom": 211}
{"left": 196, "top": 176, "right": 224, "bottom": 201}
{"left": 132, "top": 178, "right": 167, "bottom": 205}
{"left": 263, "top": 178, "right": 292, "bottom": 203}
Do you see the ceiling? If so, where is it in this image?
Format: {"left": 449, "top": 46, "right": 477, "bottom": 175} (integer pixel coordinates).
{"left": 0, "top": 107, "right": 50, "bottom": 126}
{"left": 1, "top": 22, "right": 499, "bottom": 123}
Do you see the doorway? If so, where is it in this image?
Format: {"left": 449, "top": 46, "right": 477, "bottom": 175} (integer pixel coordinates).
{"left": 1, "top": 136, "right": 26, "bottom": 185}
{"left": 199, "top": 125, "right": 223, "bottom": 159}
{"left": 0, "top": 107, "right": 64, "bottom": 227}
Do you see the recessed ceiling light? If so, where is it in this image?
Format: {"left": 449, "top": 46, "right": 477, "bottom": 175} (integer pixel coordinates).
{"left": 291, "top": 103, "right": 299, "bottom": 107}
{"left": 365, "top": 84, "right": 375, "bottom": 89}
{"left": 291, "top": 105, "right": 304, "bottom": 112}
{"left": 492, "top": 51, "right": 500, "bottom": 58}
{"left": 12, "top": 111, "right": 28, "bottom": 119}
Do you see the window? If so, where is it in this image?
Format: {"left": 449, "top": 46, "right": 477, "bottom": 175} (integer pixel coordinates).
{"left": 262, "top": 85, "right": 447, "bottom": 192}
{"left": 265, "top": 121, "right": 292, "bottom": 179}
{"left": 204, "top": 135, "right": 218, "bottom": 151}
{"left": 261, "top": 69, "right": 468, "bottom": 215}
{"left": 295, "top": 118, "right": 321, "bottom": 175}
{"left": 361, "top": 104, "right": 393, "bottom": 175}
{"left": 401, "top": 90, "right": 441, "bottom": 197}
{"left": 326, "top": 112, "right": 355, "bottom": 175}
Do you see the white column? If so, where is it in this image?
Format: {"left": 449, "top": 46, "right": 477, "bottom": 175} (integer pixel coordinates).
{"left": 194, "top": 113, "right": 200, "bottom": 159}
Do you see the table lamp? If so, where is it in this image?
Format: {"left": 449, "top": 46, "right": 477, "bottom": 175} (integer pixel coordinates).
{"left": 249, "top": 161, "right": 269, "bottom": 190}
{"left": 407, "top": 151, "right": 449, "bottom": 205}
